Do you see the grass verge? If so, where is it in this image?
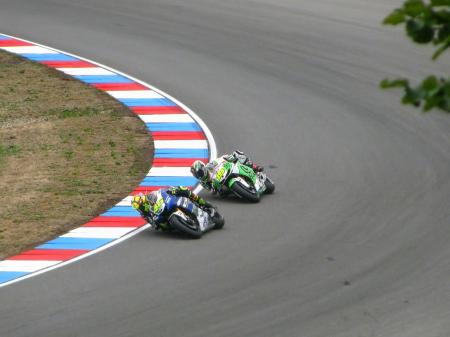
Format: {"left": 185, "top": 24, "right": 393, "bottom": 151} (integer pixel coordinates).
{"left": 0, "top": 50, "right": 153, "bottom": 260}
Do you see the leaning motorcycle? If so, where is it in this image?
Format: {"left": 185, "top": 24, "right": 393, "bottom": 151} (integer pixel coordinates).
{"left": 211, "top": 160, "right": 275, "bottom": 202}
{"left": 150, "top": 194, "right": 225, "bottom": 239}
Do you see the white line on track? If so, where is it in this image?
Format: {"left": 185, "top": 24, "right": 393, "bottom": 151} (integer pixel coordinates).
{"left": 139, "top": 114, "right": 194, "bottom": 123}
{"left": 107, "top": 90, "right": 164, "bottom": 99}
{"left": 0, "top": 260, "right": 61, "bottom": 272}
{"left": 147, "top": 166, "right": 192, "bottom": 176}
{"left": 61, "top": 227, "right": 136, "bottom": 239}
{"left": 57, "top": 67, "right": 116, "bottom": 76}
{"left": 0, "top": 46, "right": 59, "bottom": 54}
{"left": 153, "top": 140, "right": 208, "bottom": 149}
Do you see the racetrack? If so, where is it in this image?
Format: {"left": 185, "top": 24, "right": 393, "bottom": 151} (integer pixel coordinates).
{"left": 1, "top": 1, "right": 450, "bottom": 336}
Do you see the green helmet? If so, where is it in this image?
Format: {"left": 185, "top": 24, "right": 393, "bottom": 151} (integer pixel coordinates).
{"left": 190, "top": 160, "right": 207, "bottom": 180}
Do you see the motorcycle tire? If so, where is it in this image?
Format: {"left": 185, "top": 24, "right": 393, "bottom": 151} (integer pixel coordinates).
{"left": 169, "top": 215, "right": 203, "bottom": 239}
{"left": 231, "top": 181, "right": 260, "bottom": 203}
{"left": 264, "top": 178, "right": 275, "bottom": 194}
{"left": 212, "top": 210, "right": 225, "bottom": 229}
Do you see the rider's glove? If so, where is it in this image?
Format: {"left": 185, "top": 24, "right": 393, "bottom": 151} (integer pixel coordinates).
{"left": 198, "top": 197, "right": 213, "bottom": 209}
{"left": 167, "top": 186, "right": 177, "bottom": 195}
{"left": 252, "top": 164, "right": 264, "bottom": 172}
{"left": 199, "top": 180, "right": 213, "bottom": 192}
{"left": 225, "top": 153, "right": 238, "bottom": 163}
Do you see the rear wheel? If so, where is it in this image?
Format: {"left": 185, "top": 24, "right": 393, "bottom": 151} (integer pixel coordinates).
{"left": 169, "top": 214, "right": 202, "bottom": 239}
{"left": 230, "top": 181, "right": 260, "bottom": 202}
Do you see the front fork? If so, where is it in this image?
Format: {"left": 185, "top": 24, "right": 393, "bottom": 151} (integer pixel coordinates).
{"left": 176, "top": 197, "right": 214, "bottom": 232}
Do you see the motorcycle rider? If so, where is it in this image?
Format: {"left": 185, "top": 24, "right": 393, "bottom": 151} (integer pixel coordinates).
{"left": 190, "top": 150, "right": 263, "bottom": 194}
{"left": 131, "top": 186, "right": 215, "bottom": 231}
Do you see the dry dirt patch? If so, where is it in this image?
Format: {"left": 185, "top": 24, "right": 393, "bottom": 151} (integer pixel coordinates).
{"left": 0, "top": 50, "right": 153, "bottom": 260}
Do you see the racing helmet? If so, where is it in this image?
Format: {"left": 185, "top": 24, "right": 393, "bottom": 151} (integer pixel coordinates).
{"left": 131, "top": 194, "right": 147, "bottom": 210}
{"left": 191, "top": 160, "right": 207, "bottom": 180}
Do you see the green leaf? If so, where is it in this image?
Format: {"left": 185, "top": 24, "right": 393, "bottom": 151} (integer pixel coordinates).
{"left": 431, "top": 0, "right": 450, "bottom": 7}
{"left": 381, "top": 2, "right": 450, "bottom": 113}
{"left": 406, "top": 19, "right": 434, "bottom": 43}
{"left": 383, "top": 9, "right": 406, "bottom": 25}
{"left": 432, "top": 39, "right": 450, "bottom": 59}
{"left": 436, "top": 24, "right": 450, "bottom": 43}
{"left": 403, "top": 82, "right": 426, "bottom": 106}
{"left": 434, "top": 9, "right": 450, "bottom": 24}
{"left": 442, "top": 94, "right": 450, "bottom": 112}
{"left": 404, "top": 0, "right": 427, "bottom": 16}
{"left": 422, "top": 75, "right": 439, "bottom": 92}
{"left": 423, "top": 96, "right": 439, "bottom": 111}
{"left": 402, "top": 88, "right": 423, "bottom": 106}
{"left": 380, "top": 78, "right": 409, "bottom": 89}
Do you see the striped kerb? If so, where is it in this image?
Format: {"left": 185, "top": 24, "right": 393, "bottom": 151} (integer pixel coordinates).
{"left": 0, "top": 34, "right": 211, "bottom": 286}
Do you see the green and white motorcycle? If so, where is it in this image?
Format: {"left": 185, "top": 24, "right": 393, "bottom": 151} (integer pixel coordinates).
{"left": 211, "top": 160, "right": 275, "bottom": 202}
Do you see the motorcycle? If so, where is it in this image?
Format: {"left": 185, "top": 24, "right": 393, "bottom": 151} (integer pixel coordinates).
{"left": 149, "top": 191, "right": 225, "bottom": 239}
{"left": 211, "top": 160, "right": 275, "bottom": 202}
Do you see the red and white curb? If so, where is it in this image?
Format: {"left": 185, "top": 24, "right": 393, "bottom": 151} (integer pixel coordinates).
{"left": 0, "top": 33, "right": 217, "bottom": 288}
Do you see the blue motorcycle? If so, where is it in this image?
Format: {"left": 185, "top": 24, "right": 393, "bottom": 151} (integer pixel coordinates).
{"left": 149, "top": 190, "right": 225, "bottom": 239}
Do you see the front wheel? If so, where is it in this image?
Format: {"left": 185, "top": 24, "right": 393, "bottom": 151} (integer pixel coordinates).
{"left": 211, "top": 209, "right": 225, "bottom": 229}
{"left": 169, "top": 214, "right": 202, "bottom": 239}
{"left": 264, "top": 177, "right": 275, "bottom": 194}
{"left": 230, "top": 181, "right": 260, "bottom": 202}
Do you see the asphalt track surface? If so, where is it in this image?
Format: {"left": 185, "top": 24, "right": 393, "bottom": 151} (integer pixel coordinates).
{"left": 1, "top": 1, "right": 450, "bottom": 336}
